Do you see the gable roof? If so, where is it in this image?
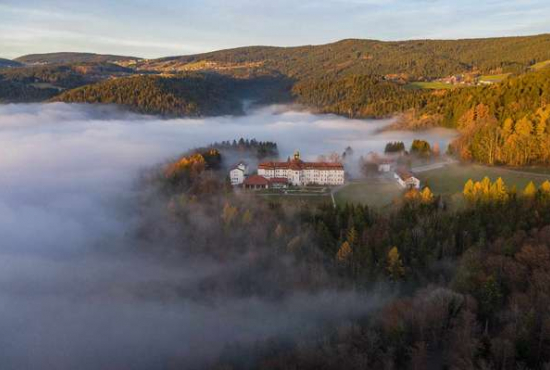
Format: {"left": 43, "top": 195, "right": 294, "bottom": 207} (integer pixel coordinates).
{"left": 395, "top": 169, "right": 417, "bottom": 181}
{"left": 243, "top": 175, "right": 270, "bottom": 186}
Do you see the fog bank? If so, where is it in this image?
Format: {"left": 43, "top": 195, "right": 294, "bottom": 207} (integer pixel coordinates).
{"left": 0, "top": 103, "right": 456, "bottom": 369}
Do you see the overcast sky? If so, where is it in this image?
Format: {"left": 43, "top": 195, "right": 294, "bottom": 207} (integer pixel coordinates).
{"left": 1, "top": 0, "right": 550, "bottom": 59}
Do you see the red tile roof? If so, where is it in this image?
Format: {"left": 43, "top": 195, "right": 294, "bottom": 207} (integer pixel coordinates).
{"left": 395, "top": 169, "right": 416, "bottom": 181}
{"left": 243, "top": 175, "right": 270, "bottom": 186}
{"left": 259, "top": 159, "right": 344, "bottom": 171}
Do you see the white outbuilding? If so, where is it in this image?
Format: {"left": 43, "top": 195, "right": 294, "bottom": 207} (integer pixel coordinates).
{"left": 229, "top": 162, "right": 249, "bottom": 186}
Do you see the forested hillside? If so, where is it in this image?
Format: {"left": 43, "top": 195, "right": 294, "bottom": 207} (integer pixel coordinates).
{"left": 415, "top": 69, "right": 550, "bottom": 166}
{"left": 292, "top": 75, "right": 428, "bottom": 118}
{"left": 52, "top": 74, "right": 244, "bottom": 116}
{"left": 138, "top": 144, "right": 550, "bottom": 369}
{"left": 0, "top": 58, "right": 22, "bottom": 68}
{"left": 15, "top": 52, "right": 138, "bottom": 65}
{"left": 139, "top": 34, "right": 550, "bottom": 80}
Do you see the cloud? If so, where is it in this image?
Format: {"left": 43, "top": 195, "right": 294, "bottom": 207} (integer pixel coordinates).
{"left": 1, "top": 0, "right": 549, "bottom": 58}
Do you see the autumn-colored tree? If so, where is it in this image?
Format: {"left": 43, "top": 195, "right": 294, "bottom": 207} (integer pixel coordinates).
{"left": 347, "top": 227, "right": 358, "bottom": 247}
{"left": 241, "top": 209, "right": 253, "bottom": 225}
{"left": 404, "top": 189, "right": 421, "bottom": 202}
{"left": 420, "top": 187, "right": 434, "bottom": 204}
{"left": 463, "top": 179, "right": 476, "bottom": 202}
{"left": 336, "top": 241, "right": 353, "bottom": 263}
{"left": 540, "top": 180, "right": 550, "bottom": 199}
{"left": 387, "top": 246, "right": 405, "bottom": 281}
{"left": 490, "top": 177, "right": 508, "bottom": 202}
{"left": 221, "top": 203, "right": 238, "bottom": 227}
{"left": 523, "top": 181, "right": 537, "bottom": 198}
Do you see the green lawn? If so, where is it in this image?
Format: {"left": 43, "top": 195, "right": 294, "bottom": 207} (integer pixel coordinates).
{"left": 530, "top": 60, "right": 550, "bottom": 71}
{"left": 257, "top": 193, "right": 332, "bottom": 206}
{"left": 407, "top": 81, "right": 456, "bottom": 90}
{"left": 417, "top": 163, "right": 550, "bottom": 196}
{"left": 478, "top": 74, "right": 511, "bottom": 83}
{"left": 334, "top": 179, "right": 403, "bottom": 208}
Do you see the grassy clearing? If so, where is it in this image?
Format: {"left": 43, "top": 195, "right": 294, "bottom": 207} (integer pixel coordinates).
{"left": 417, "top": 163, "right": 550, "bottom": 196}
{"left": 407, "top": 81, "right": 456, "bottom": 90}
{"left": 478, "top": 74, "right": 511, "bottom": 83}
{"left": 334, "top": 179, "right": 403, "bottom": 208}
{"left": 530, "top": 60, "right": 550, "bottom": 71}
{"left": 257, "top": 193, "right": 332, "bottom": 206}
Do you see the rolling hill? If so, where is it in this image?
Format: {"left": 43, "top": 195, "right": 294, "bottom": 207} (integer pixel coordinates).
{"left": 15, "top": 52, "right": 139, "bottom": 65}
{"left": 51, "top": 74, "right": 244, "bottom": 117}
{"left": 0, "top": 58, "right": 22, "bottom": 68}
{"left": 137, "top": 34, "right": 550, "bottom": 80}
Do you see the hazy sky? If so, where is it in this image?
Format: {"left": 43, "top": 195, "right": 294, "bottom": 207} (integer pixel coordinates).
{"left": 1, "top": 0, "right": 550, "bottom": 59}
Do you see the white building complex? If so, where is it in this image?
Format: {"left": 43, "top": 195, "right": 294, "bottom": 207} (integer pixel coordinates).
{"left": 258, "top": 151, "right": 345, "bottom": 186}
{"left": 229, "top": 162, "right": 249, "bottom": 186}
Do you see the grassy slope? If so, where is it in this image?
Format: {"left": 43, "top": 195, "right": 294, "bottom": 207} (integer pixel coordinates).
{"left": 417, "top": 163, "right": 550, "bottom": 196}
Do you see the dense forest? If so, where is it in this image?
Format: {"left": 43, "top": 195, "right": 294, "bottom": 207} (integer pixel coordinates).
{"left": 14, "top": 52, "right": 138, "bottom": 65}
{"left": 52, "top": 74, "right": 244, "bottom": 116}
{"left": 414, "top": 68, "right": 550, "bottom": 166}
{"left": 0, "top": 58, "right": 22, "bottom": 68}
{"left": 4, "top": 34, "right": 550, "bottom": 165}
{"left": 133, "top": 144, "right": 550, "bottom": 369}
{"left": 139, "top": 34, "right": 550, "bottom": 80}
{"left": 292, "top": 75, "right": 427, "bottom": 118}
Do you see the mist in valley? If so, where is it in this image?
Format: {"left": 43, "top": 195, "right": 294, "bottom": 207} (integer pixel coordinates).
{"left": 0, "top": 103, "right": 457, "bottom": 369}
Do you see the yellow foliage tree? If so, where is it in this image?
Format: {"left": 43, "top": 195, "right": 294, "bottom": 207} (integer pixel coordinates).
{"left": 387, "top": 246, "right": 405, "bottom": 281}
{"left": 241, "top": 209, "right": 253, "bottom": 225}
{"left": 523, "top": 181, "right": 537, "bottom": 198}
{"left": 420, "top": 187, "right": 434, "bottom": 204}
{"left": 463, "top": 179, "right": 475, "bottom": 202}
{"left": 541, "top": 180, "right": 550, "bottom": 195}
{"left": 336, "top": 241, "right": 353, "bottom": 263}
{"left": 404, "top": 189, "right": 421, "bottom": 202}
{"left": 490, "top": 177, "right": 508, "bottom": 202}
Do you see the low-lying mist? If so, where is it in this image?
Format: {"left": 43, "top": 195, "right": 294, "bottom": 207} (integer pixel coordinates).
{"left": 0, "top": 103, "right": 457, "bottom": 369}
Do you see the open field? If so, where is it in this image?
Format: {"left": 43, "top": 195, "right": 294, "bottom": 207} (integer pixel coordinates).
{"left": 417, "top": 163, "right": 550, "bottom": 195}
{"left": 407, "top": 81, "right": 456, "bottom": 90}
{"left": 530, "top": 60, "right": 550, "bottom": 70}
{"left": 334, "top": 178, "right": 403, "bottom": 208}
{"left": 478, "top": 73, "right": 511, "bottom": 83}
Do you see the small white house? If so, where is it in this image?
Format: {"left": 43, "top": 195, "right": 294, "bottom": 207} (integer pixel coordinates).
{"left": 394, "top": 169, "right": 421, "bottom": 189}
{"left": 229, "top": 162, "right": 249, "bottom": 186}
{"left": 377, "top": 159, "right": 394, "bottom": 173}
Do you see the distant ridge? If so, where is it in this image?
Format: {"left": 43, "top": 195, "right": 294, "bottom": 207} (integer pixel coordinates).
{"left": 0, "top": 58, "right": 22, "bottom": 68}
{"left": 15, "top": 52, "right": 140, "bottom": 65}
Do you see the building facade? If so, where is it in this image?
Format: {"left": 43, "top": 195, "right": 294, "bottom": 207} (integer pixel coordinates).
{"left": 258, "top": 151, "right": 345, "bottom": 186}
{"left": 394, "top": 169, "right": 421, "bottom": 189}
{"left": 229, "top": 162, "right": 249, "bottom": 186}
